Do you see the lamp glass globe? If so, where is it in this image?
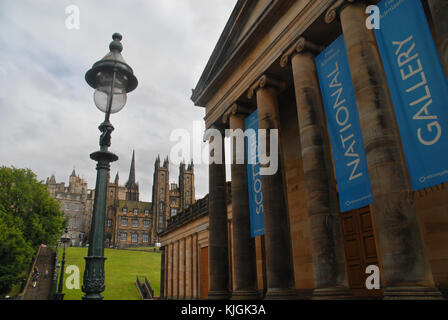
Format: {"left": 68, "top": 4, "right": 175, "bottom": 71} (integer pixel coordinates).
{"left": 93, "top": 71, "right": 128, "bottom": 114}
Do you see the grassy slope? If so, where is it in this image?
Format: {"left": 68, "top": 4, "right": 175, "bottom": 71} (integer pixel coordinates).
{"left": 59, "top": 247, "right": 160, "bottom": 300}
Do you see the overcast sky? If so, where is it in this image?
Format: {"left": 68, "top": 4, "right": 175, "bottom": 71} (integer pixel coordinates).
{"left": 0, "top": 0, "right": 237, "bottom": 201}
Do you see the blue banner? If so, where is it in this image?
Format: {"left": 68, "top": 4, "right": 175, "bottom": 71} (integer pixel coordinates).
{"left": 245, "top": 110, "right": 265, "bottom": 237}
{"left": 316, "top": 35, "right": 373, "bottom": 212}
{"left": 374, "top": 0, "right": 448, "bottom": 190}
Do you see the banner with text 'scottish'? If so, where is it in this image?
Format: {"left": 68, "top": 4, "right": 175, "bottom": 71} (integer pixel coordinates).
{"left": 374, "top": 0, "right": 448, "bottom": 190}
{"left": 245, "top": 110, "right": 265, "bottom": 237}
{"left": 315, "top": 35, "right": 373, "bottom": 212}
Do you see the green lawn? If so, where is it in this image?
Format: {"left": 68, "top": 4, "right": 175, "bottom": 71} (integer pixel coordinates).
{"left": 58, "top": 247, "right": 160, "bottom": 300}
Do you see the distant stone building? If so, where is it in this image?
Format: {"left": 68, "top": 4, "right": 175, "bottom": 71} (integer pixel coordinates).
{"left": 46, "top": 170, "right": 93, "bottom": 246}
{"left": 47, "top": 152, "right": 197, "bottom": 248}
{"left": 105, "top": 151, "right": 152, "bottom": 248}
{"left": 151, "top": 156, "right": 196, "bottom": 243}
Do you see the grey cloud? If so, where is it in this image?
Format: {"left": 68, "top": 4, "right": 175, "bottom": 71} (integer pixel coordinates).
{"left": 0, "top": 0, "right": 237, "bottom": 201}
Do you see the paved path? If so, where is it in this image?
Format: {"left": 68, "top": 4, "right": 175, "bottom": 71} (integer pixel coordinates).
{"left": 22, "top": 247, "right": 55, "bottom": 300}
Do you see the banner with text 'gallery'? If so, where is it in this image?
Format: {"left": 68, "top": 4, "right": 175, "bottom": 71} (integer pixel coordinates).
{"left": 245, "top": 110, "right": 265, "bottom": 237}
{"left": 315, "top": 35, "right": 373, "bottom": 212}
{"left": 374, "top": 0, "right": 448, "bottom": 190}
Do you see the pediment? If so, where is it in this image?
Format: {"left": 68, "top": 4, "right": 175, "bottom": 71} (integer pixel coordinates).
{"left": 192, "top": 0, "right": 277, "bottom": 105}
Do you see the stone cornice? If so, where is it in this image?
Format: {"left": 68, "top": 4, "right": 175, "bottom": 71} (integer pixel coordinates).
{"left": 201, "top": 0, "right": 334, "bottom": 129}
{"left": 247, "top": 74, "right": 285, "bottom": 99}
{"left": 191, "top": 0, "right": 296, "bottom": 107}
{"left": 280, "top": 37, "right": 325, "bottom": 67}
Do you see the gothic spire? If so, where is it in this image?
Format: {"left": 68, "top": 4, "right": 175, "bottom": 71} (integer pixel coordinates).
{"left": 127, "top": 150, "right": 136, "bottom": 187}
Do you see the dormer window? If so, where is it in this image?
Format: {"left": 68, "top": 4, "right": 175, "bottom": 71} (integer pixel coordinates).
{"left": 133, "top": 208, "right": 138, "bottom": 215}
{"left": 123, "top": 207, "right": 128, "bottom": 213}
{"left": 144, "top": 209, "right": 149, "bottom": 215}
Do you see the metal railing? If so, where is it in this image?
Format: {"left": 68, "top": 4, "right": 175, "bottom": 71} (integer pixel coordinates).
{"left": 136, "top": 276, "right": 154, "bottom": 299}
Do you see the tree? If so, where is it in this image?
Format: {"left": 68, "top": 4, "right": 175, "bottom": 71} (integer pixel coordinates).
{"left": 0, "top": 212, "right": 34, "bottom": 296}
{"left": 0, "top": 167, "right": 65, "bottom": 296}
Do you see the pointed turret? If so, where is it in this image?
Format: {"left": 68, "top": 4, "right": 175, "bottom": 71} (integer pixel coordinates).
{"left": 114, "top": 172, "right": 119, "bottom": 184}
{"left": 126, "top": 150, "right": 136, "bottom": 188}
{"left": 163, "top": 156, "right": 169, "bottom": 169}
{"left": 188, "top": 159, "right": 194, "bottom": 171}
{"left": 71, "top": 168, "right": 76, "bottom": 177}
{"left": 49, "top": 174, "right": 56, "bottom": 184}
{"left": 125, "top": 150, "right": 139, "bottom": 201}
{"left": 155, "top": 154, "right": 161, "bottom": 168}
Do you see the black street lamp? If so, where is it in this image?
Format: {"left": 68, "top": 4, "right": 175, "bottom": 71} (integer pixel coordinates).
{"left": 82, "top": 33, "right": 138, "bottom": 300}
{"left": 54, "top": 228, "right": 70, "bottom": 300}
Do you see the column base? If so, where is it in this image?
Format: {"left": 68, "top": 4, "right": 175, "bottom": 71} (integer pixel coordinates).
{"left": 231, "top": 290, "right": 260, "bottom": 300}
{"left": 264, "top": 288, "right": 298, "bottom": 300}
{"left": 383, "top": 286, "right": 444, "bottom": 300}
{"left": 312, "top": 286, "right": 352, "bottom": 300}
{"left": 207, "top": 290, "right": 231, "bottom": 300}
{"left": 82, "top": 293, "right": 104, "bottom": 300}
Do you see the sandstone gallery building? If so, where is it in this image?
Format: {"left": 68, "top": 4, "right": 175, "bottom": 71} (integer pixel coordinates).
{"left": 159, "top": 0, "right": 448, "bottom": 300}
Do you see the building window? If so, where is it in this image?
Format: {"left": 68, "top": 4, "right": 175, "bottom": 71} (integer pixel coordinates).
{"left": 120, "top": 233, "right": 127, "bottom": 241}
{"left": 186, "top": 191, "right": 189, "bottom": 198}
{"left": 144, "top": 209, "right": 149, "bottom": 215}
{"left": 123, "top": 207, "right": 128, "bottom": 213}
{"left": 133, "top": 208, "right": 138, "bottom": 215}
{"left": 121, "top": 218, "right": 128, "bottom": 227}
{"left": 73, "top": 217, "right": 78, "bottom": 228}
{"left": 131, "top": 233, "right": 138, "bottom": 243}
{"left": 132, "top": 219, "right": 138, "bottom": 227}
{"left": 107, "top": 219, "right": 112, "bottom": 227}
{"left": 159, "top": 202, "right": 164, "bottom": 213}
{"left": 170, "top": 208, "right": 177, "bottom": 217}
{"left": 143, "top": 219, "right": 150, "bottom": 227}
{"left": 158, "top": 215, "right": 164, "bottom": 229}
{"left": 65, "top": 203, "right": 70, "bottom": 210}
{"left": 170, "top": 198, "right": 176, "bottom": 205}
{"left": 143, "top": 234, "right": 149, "bottom": 243}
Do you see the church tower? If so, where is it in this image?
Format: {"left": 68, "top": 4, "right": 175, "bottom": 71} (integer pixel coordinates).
{"left": 125, "top": 150, "right": 139, "bottom": 201}
{"left": 151, "top": 155, "right": 170, "bottom": 241}
{"left": 179, "top": 160, "right": 195, "bottom": 212}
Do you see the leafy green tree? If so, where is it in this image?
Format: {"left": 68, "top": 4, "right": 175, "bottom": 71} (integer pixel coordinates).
{"left": 0, "top": 167, "right": 65, "bottom": 296}
{"left": 0, "top": 211, "right": 34, "bottom": 296}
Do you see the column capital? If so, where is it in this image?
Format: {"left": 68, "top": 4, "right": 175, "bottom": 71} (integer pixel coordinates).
{"left": 247, "top": 74, "right": 285, "bottom": 99}
{"left": 222, "top": 103, "right": 252, "bottom": 124}
{"left": 325, "top": 0, "right": 361, "bottom": 24}
{"left": 280, "top": 37, "right": 325, "bottom": 67}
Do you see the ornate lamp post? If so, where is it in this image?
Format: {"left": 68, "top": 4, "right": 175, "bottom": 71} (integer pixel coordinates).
{"left": 82, "top": 33, "right": 138, "bottom": 300}
{"left": 54, "top": 228, "right": 70, "bottom": 300}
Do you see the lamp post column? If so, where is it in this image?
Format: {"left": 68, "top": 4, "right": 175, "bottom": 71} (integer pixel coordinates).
{"left": 82, "top": 122, "right": 118, "bottom": 300}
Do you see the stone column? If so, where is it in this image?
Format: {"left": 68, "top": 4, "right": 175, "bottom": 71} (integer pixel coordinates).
{"left": 185, "top": 236, "right": 192, "bottom": 299}
{"left": 331, "top": 1, "right": 441, "bottom": 299}
{"left": 192, "top": 233, "right": 198, "bottom": 299}
{"left": 167, "top": 243, "right": 173, "bottom": 299}
{"left": 160, "top": 246, "right": 166, "bottom": 299}
{"left": 173, "top": 240, "right": 179, "bottom": 298}
{"left": 179, "top": 238, "right": 185, "bottom": 299}
{"left": 207, "top": 127, "right": 231, "bottom": 299}
{"left": 247, "top": 75, "right": 296, "bottom": 299}
{"left": 222, "top": 104, "right": 259, "bottom": 300}
{"left": 281, "top": 38, "right": 351, "bottom": 299}
{"left": 428, "top": 0, "right": 448, "bottom": 77}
